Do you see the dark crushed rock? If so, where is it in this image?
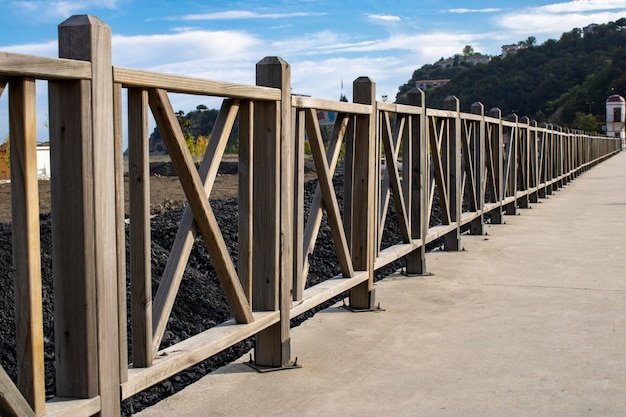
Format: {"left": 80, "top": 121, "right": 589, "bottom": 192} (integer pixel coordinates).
{"left": 149, "top": 160, "right": 316, "bottom": 177}
{"left": 0, "top": 169, "right": 454, "bottom": 416}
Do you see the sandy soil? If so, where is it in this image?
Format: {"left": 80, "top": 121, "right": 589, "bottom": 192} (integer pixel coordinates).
{"left": 0, "top": 175, "right": 237, "bottom": 224}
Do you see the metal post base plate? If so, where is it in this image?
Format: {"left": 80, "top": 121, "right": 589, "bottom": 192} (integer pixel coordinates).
{"left": 244, "top": 355, "right": 302, "bottom": 373}
{"left": 340, "top": 300, "right": 385, "bottom": 313}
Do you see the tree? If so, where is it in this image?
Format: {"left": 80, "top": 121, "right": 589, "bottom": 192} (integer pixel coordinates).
{"left": 1, "top": 135, "right": 9, "bottom": 170}
{"left": 524, "top": 36, "right": 537, "bottom": 48}
{"left": 176, "top": 112, "right": 195, "bottom": 157}
{"left": 196, "top": 104, "right": 208, "bottom": 112}
{"left": 571, "top": 112, "right": 600, "bottom": 132}
{"left": 194, "top": 135, "right": 209, "bottom": 161}
{"left": 463, "top": 45, "right": 474, "bottom": 57}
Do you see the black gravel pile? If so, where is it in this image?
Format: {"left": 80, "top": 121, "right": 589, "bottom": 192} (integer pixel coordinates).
{"left": 0, "top": 168, "right": 454, "bottom": 416}
{"left": 149, "top": 159, "right": 316, "bottom": 177}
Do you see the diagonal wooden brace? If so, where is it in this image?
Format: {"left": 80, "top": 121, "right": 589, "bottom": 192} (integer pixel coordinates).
{"left": 148, "top": 88, "right": 253, "bottom": 325}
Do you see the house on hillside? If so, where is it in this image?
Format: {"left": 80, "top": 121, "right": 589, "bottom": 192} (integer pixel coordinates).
{"left": 434, "top": 58, "right": 455, "bottom": 69}
{"left": 583, "top": 24, "right": 598, "bottom": 36}
{"left": 501, "top": 43, "right": 526, "bottom": 57}
{"left": 465, "top": 54, "right": 491, "bottom": 65}
{"left": 434, "top": 53, "right": 490, "bottom": 68}
{"left": 415, "top": 79, "right": 450, "bottom": 90}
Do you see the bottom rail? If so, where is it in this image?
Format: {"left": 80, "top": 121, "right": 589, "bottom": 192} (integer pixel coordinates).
{"left": 291, "top": 271, "right": 370, "bottom": 318}
{"left": 374, "top": 240, "right": 423, "bottom": 270}
{"left": 44, "top": 397, "right": 101, "bottom": 417}
{"left": 426, "top": 224, "right": 458, "bottom": 244}
{"left": 121, "top": 311, "right": 280, "bottom": 399}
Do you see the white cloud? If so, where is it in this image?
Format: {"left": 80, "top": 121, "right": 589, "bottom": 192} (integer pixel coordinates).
{"left": 446, "top": 8, "right": 503, "bottom": 14}
{"left": 534, "top": 0, "right": 626, "bottom": 13}
{"left": 498, "top": 10, "right": 626, "bottom": 36}
{"left": 12, "top": 0, "right": 119, "bottom": 19}
{"left": 290, "top": 55, "right": 412, "bottom": 101}
{"left": 179, "top": 11, "right": 326, "bottom": 21}
{"left": 0, "top": 40, "right": 56, "bottom": 57}
{"left": 368, "top": 14, "right": 401, "bottom": 22}
{"left": 111, "top": 29, "right": 262, "bottom": 76}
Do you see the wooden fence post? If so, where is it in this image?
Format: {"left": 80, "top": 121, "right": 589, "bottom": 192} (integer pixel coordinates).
{"left": 443, "top": 96, "right": 461, "bottom": 251}
{"left": 349, "top": 77, "right": 377, "bottom": 309}
{"left": 563, "top": 129, "right": 570, "bottom": 184}
{"left": 529, "top": 120, "right": 540, "bottom": 204}
{"left": 405, "top": 88, "right": 428, "bottom": 274}
{"left": 555, "top": 126, "right": 562, "bottom": 189}
{"left": 470, "top": 102, "right": 485, "bottom": 235}
{"left": 546, "top": 124, "right": 556, "bottom": 195}
{"left": 488, "top": 108, "right": 504, "bottom": 224}
{"left": 253, "top": 56, "right": 293, "bottom": 367}
{"left": 50, "top": 15, "right": 120, "bottom": 415}
{"left": 10, "top": 77, "right": 45, "bottom": 415}
{"left": 504, "top": 114, "right": 518, "bottom": 216}
{"left": 113, "top": 81, "right": 128, "bottom": 383}
{"left": 518, "top": 116, "right": 530, "bottom": 209}
{"left": 538, "top": 122, "right": 548, "bottom": 198}
{"left": 128, "top": 88, "right": 152, "bottom": 367}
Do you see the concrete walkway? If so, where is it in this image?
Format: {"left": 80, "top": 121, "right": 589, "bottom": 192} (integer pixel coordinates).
{"left": 138, "top": 152, "right": 626, "bottom": 417}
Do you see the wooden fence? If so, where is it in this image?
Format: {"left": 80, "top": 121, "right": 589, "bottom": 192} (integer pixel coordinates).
{"left": 0, "top": 15, "right": 620, "bottom": 417}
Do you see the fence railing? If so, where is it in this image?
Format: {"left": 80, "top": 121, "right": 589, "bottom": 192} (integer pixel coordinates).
{"left": 0, "top": 15, "right": 620, "bottom": 417}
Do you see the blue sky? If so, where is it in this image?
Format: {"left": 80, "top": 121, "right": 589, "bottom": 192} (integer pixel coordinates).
{"left": 1, "top": 0, "right": 625, "bottom": 143}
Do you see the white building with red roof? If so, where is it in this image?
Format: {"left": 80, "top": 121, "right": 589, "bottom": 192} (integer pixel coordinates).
{"left": 606, "top": 94, "right": 625, "bottom": 150}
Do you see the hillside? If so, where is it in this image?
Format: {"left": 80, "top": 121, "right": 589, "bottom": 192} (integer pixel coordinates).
{"left": 396, "top": 18, "right": 626, "bottom": 129}
{"left": 148, "top": 105, "right": 239, "bottom": 155}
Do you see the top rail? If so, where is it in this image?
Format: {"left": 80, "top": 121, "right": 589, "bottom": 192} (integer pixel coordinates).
{"left": 0, "top": 52, "right": 92, "bottom": 80}
{"left": 292, "top": 95, "right": 371, "bottom": 114}
{"left": 113, "top": 67, "right": 281, "bottom": 100}
{"left": 0, "top": 52, "right": 281, "bottom": 101}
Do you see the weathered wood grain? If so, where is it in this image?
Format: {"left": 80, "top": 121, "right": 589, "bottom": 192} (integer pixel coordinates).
{"left": 253, "top": 56, "right": 292, "bottom": 367}
{"left": 113, "top": 81, "right": 129, "bottom": 383}
{"left": 151, "top": 99, "right": 241, "bottom": 355}
{"left": 43, "top": 397, "right": 101, "bottom": 417}
{"left": 349, "top": 77, "right": 376, "bottom": 309}
{"left": 302, "top": 113, "right": 350, "bottom": 284}
{"left": 122, "top": 312, "right": 279, "bottom": 399}
{"left": 305, "top": 108, "right": 355, "bottom": 278}
{"left": 0, "top": 52, "right": 91, "bottom": 80}
{"left": 148, "top": 88, "right": 253, "bottom": 325}
{"left": 9, "top": 77, "right": 45, "bottom": 415}
{"left": 114, "top": 66, "right": 280, "bottom": 100}
{"left": 405, "top": 88, "right": 428, "bottom": 275}
{"left": 291, "top": 95, "right": 371, "bottom": 114}
{"left": 57, "top": 15, "right": 121, "bottom": 416}
{"left": 128, "top": 88, "right": 153, "bottom": 367}
{"left": 0, "top": 361, "right": 35, "bottom": 417}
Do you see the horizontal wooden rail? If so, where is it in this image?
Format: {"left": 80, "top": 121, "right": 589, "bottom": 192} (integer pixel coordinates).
{"left": 377, "top": 101, "right": 423, "bottom": 115}
{"left": 426, "top": 108, "right": 458, "bottom": 118}
{"left": 291, "top": 271, "right": 370, "bottom": 318}
{"left": 0, "top": 51, "right": 91, "bottom": 80}
{"left": 114, "top": 66, "right": 281, "bottom": 100}
{"left": 292, "top": 94, "right": 371, "bottom": 113}
{"left": 42, "top": 397, "right": 101, "bottom": 417}
{"left": 121, "top": 311, "right": 280, "bottom": 399}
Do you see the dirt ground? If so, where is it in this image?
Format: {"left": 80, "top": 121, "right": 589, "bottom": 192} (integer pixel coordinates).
{"left": 0, "top": 171, "right": 318, "bottom": 224}
{"left": 0, "top": 174, "right": 239, "bottom": 224}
